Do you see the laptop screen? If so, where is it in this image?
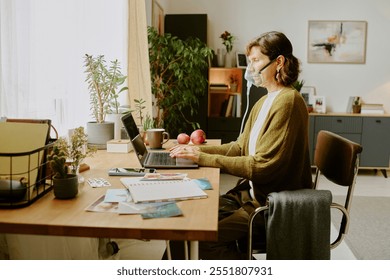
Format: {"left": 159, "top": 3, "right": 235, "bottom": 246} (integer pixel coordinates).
{"left": 121, "top": 113, "right": 147, "bottom": 161}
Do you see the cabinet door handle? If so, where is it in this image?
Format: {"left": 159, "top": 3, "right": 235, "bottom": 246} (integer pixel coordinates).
{"left": 376, "top": 120, "right": 382, "bottom": 123}
{"left": 336, "top": 119, "right": 342, "bottom": 123}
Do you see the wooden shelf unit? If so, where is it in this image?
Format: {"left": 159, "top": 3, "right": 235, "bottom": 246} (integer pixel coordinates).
{"left": 208, "top": 68, "right": 243, "bottom": 118}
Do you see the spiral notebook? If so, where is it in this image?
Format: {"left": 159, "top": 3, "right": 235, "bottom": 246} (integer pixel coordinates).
{"left": 120, "top": 177, "right": 208, "bottom": 203}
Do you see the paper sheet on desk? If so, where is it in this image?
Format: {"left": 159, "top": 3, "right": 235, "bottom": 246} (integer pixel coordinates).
{"left": 117, "top": 201, "right": 175, "bottom": 214}
{"left": 86, "top": 193, "right": 179, "bottom": 216}
{"left": 85, "top": 195, "right": 118, "bottom": 213}
{"left": 103, "top": 188, "right": 180, "bottom": 215}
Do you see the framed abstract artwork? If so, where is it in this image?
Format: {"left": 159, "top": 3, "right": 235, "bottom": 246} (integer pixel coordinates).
{"left": 308, "top": 20, "right": 367, "bottom": 64}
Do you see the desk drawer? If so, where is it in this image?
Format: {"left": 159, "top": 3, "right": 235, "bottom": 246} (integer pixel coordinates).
{"left": 315, "top": 116, "right": 362, "bottom": 134}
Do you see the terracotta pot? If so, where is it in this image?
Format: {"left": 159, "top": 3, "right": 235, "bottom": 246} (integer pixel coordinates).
{"left": 142, "top": 131, "right": 149, "bottom": 145}
{"left": 230, "top": 83, "right": 238, "bottom": 92}
{"left": 352, "top": 105, "right": 361, "bottom": 114}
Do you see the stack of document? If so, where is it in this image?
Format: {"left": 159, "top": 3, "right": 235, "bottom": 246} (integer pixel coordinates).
{"left": 361, "top": 103, "right": 385, "bottom": 114}
{"left": 85, "top": 176, "right": 211, "bottom": 219}
{"left": 120, "top": 177, "right": 208, "bottom": 203}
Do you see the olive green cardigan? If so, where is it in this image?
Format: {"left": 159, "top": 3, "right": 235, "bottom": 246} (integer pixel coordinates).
{"left": 199, "top": 87, "right": 313, "bottom": 204}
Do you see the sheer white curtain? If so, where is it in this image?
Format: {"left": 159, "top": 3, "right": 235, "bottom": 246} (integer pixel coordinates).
{"left": 0, "top": 0, "right": 32, "bottom": 117}
{"left": 128, "top": 0, "right": 153, "bottom": 120}
{"left": 0, "top": 0, "right": 129, "bottom": 136}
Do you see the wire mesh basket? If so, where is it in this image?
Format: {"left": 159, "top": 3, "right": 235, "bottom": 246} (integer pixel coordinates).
{"left": 0, "top": 142, "right": 54, "bottom": 208}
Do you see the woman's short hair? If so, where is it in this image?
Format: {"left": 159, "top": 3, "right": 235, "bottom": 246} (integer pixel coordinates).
{"left": 246, "top": 31, "right": 300, "bottom": 87}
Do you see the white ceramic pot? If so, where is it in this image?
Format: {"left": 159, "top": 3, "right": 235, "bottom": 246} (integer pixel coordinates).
{"left": 86, "top": 121, "right": 114, "bottom": 149}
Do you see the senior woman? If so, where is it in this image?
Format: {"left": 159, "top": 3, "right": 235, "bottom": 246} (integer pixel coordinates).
{"left": 169, "top": 31, "right": 312, "bottom": 260}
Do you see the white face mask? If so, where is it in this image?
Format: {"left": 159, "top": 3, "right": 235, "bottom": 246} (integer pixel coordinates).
{"left": 244, "top": 59, "right": 276, "bottom": 88}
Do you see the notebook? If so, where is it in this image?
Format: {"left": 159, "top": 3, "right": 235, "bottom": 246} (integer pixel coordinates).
{"left": 121, "top": 112, "right": 198, "bottom": 169}
{"left": 120, "top": 177, "right": 207, "bottom": 203}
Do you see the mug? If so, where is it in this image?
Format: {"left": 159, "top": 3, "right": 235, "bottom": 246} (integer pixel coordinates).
{"left": 147, "top": 128, "right": 170, "bottom": 149}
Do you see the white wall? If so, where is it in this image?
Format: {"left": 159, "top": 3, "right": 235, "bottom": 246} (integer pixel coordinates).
{"left": 157, "top": 0, "right": 390, "bottom": 113}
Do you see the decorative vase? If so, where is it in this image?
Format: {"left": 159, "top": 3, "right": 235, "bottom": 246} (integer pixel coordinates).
{"left": 217, "top": 48, "right": 225, "bottom": 67}
{"left": 53, "top": 174, "right": 78, "bottom": 199}
{"left": 86, "top": 121, "right": 115, "bottom": 149}
{"left": 224, "top": 51, "right": 234, "bottom": 68}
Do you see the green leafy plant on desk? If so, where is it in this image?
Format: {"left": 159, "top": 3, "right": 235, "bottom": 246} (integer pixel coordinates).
{"left": 84, "top": 54, "right": 128, "bottom": 122}
{"left": 84, "top": 54, "right": 128, "bottom": 147}
{"left": 48, "top": 127, "right": 96, "bottom": 199}
{"left": 48, "top": 127, "right": 96, "bottom": 178}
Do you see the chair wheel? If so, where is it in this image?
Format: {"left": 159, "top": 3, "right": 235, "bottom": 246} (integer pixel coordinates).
{"left": 106, "top": 241, "right": 120, "bottom": 255}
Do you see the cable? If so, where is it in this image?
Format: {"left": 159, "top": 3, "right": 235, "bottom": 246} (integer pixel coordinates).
{"left": 225, "top": 68, "right": 252, "bottom": 156}
{"left": 239, "top": 77, "right": 252, "bottom": 135}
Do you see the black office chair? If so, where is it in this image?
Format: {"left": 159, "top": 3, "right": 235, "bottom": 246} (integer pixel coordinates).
{"left": 247, "top": 130, "right": 363, "bottom": 259}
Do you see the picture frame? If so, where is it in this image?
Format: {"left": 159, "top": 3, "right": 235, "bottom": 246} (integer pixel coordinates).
{"left": 152, "top": 0, "right": 164, "bottom": 35}
{"left": 308, "top": 20, "right": 367, "bottom": 64}
{"left": 236, "top": 53, "right": 248, "bottom": 68}
{"left": 314, "top": 96, "right": 326, "bottom": 114}
{"left": 300, "top": 86, "right": 316, "bottom": 106}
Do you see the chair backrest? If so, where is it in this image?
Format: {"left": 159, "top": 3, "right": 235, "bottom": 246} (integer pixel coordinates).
{"left": 313, "top": 130, "right": 362, "bottom": 208}
{"left": 314, "top": 130, "right": 363, "bottom": 187}
{"left": 313, "top": 130, "right": 363, "bottom": 249}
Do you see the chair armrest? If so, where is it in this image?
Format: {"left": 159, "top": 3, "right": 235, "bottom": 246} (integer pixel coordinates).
{"left": 247, "top": 205, "right": 269, "bottom": 260}
{"left": 330, "top": 202, "right": 350, "bottom": 249}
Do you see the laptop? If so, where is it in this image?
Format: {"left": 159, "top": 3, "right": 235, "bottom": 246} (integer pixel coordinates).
{"left": 121, "top": 112, "right": 198, "bottom": 169}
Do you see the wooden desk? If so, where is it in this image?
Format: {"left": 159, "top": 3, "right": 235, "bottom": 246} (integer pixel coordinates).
{"left": 0, "top": 140, "right": 221, "bottom": 259}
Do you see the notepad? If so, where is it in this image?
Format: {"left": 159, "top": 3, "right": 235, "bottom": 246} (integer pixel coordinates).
{"left": 120, "top": 178, "right": 208, "bottom": 203}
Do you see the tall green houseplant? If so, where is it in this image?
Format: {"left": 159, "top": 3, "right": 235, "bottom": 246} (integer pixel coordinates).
{"left": 148, "top": 26, "right": 212, "bottom": 135}
{"left": 84, "top": 54, "right": 128, "bottom": 123}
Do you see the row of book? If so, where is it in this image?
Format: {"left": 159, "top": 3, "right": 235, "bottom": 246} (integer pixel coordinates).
{"left": 361, "top": 103, "right": 385, "bottom": 114}
{"left": 220, "top": 94, "right": 242, "bottom": 117}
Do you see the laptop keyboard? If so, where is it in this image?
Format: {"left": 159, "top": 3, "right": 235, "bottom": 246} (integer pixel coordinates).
{"left": 148, "top": 152, "right": 177, "bottom": 166}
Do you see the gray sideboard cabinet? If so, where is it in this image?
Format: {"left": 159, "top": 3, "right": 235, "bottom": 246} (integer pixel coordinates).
{"left": 309, "top": 113, "right": 390, "bottom": 177}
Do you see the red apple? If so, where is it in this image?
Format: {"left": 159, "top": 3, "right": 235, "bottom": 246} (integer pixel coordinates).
{"left": 190, "top": 129, "right": 206, "bottom": 145}
{"left": 177, "top": 133, "right": 190, "bottom": 144}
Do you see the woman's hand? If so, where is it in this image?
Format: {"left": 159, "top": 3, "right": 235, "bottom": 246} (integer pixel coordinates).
{"left": 169, "top": 145, "right": 200, "bottom": 163}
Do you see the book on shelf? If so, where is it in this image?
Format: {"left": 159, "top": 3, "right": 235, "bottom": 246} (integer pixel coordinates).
{"left": 361, "top": 103, "right": 385, "bottom": 114}
{"left": 225, "top": 95, "right": 235, "bottom": 117}
{"left": 218, "top": 94, "right": 242, "bottom": 118}
{"left": 210, "top": 83, "right": 229, "bottom": 90}
{"left": 231, "top": 95, "right": 237, "bottom": 117}
{"left": 235, "top": 94, "right": 242, "bottom": 117}
{"left": 220, "top": 98, "right": 228, "bottom": 116}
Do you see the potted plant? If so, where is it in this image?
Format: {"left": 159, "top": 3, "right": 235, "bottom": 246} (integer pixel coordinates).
{"left": 220, "top": 31, "right": 236, "bottom": 67}
{"left": 84, "top": 54, "right": 128, "bottom": 147}
{"left": 292, "top": 79, "right": 305, "bottom": 93}
{"left": 148, "top": 26, "right": 212, "bottom": 137}
{"left": 132, "top": 98, "right": 156, "bottom": 144}
{"left": 352, "top": 97, "right": 361, "bottom": 113}
{"left": 48, "top": 127, "right": 96, "bottom": 199}
{"left": 141, "top": 113, "right": 156, "bottom": 145}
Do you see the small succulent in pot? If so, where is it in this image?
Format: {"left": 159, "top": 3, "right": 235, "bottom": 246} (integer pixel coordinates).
{"left": 48, "top": 127, "right": 96, "bottom": 179}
